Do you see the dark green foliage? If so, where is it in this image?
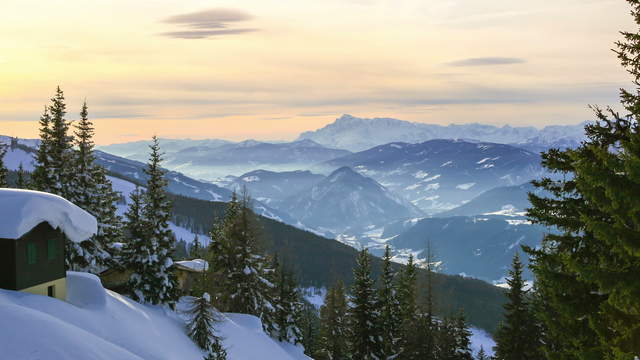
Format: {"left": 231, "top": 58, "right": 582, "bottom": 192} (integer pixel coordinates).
{"left": 377, "top": 245, "right": 401, "bottom": 359}
{"left": 122, "top": 138, "right": 178, "bottom": 305}
{"left": 0, "top": 144, "right": 7, "bottom": 187}
{"left": 348, "top": 248, "right": 381, "bottom": 360}
{"left": 524, "top": 2, "right": 640, "bottom": 358}
{"left": 493, "top": 253, "right": 542, "bottom": 360}
{"left": 206, "top": 192, "right": 270, "bottom": 316}
{"left": 186, "top": 294, "right": 227, "bottom": 360}
{"left": 264, "top": 257, "right": 304, "bottom": 344}
{"left": 476, "top": 346, "right": 489, "bottom": 360}
{"left": 318, "top": 281, "right": 350, "bottom": 360}
{"left": 299, "top": 301, "right": 321, "bottom": 358}
{"left": 16, "top": 163, "right": 27, "bottom": 189}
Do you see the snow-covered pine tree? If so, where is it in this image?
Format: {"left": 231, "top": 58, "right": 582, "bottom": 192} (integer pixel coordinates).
{"left": 16, "top": 163, "right": 27, "bottom": 189}
{"left": 396, "top": 254, "right": 418, "bottom": 360}
{"left": 493, "top": 253, "right": 541, "bottom": 360}
{"left": 476, "top": 346, "right": 488, "bottom": 360}
{"left": 122, "top": 186, "right": 149, "bottom": 297}
{"left": 208, "top": 190, "right": 270, "bottom": 316}
{"left": 139, "top": 136, "right": 179, "bottom": 305}
{"left": 31, "top": 106, "right": 54, "bottom": 191}
{"left": 66, "top": 101, "right": 122, "bottom": 273}
{"left": 452, "top": 310, "right": 473, "bottom": 360}
{"left": 45, "top": 86, "right": 74, "bottom": 200}
{"left": 186, "top": 293, "right": 227, "bottom": 360}
{"left": 265, "top": 257, "right": 304, "bottom": 344}
{"left": 377, "top": 245, "right": 401, "bottom": 360}
{"left": 348, "top": 248, "right": 381, "bottom": 360}
{"left": 318, "top": 280, "right": 349, "bottom": 360}
{"left": 0, "top": 144, "right": 7, "bottom": 187}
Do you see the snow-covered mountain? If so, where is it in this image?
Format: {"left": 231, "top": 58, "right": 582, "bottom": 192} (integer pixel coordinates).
{"left": 224, "top": 169, "right": 325, "bottom": 207}
{"left": 100, "top": 139, "right": 351, "bottom": 181}
{"left": 97, "top": 138, "right": 233, "bottom": 161}
{"left": 281, "top": 166, "right": 423, "bottom": 234}
{"left": 297, "top": 114, "right": 586, "bottom": 152}
{"left": 435, "top": 182, "right": 543, "bottom": 217}
{"left": 320, "top": 139, "right": 546, "bottom": 213}
{"left": 387, "top": 215, "right": 546, "bottom": 281}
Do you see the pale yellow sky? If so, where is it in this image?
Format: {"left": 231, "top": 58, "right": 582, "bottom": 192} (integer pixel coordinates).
{"left": 0, "top": 0, "right": 633, "bottom": 144}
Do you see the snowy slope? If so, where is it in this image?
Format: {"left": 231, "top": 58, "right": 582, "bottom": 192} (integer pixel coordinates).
{"left": 0, "top": 272, "right": 309, "bottom": 360}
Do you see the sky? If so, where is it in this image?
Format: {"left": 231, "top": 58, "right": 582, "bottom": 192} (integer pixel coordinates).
{"left": 0, "top": 0, "right": 634, "bottom": 144}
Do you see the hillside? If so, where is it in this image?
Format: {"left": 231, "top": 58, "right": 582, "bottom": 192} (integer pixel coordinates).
{"left": 168, "top": 193, "right": 507, "bottom": 333}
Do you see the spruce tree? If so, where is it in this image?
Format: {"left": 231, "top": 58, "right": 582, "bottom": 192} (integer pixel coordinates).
{"left": 493, "top": 253, "right": 541, "bottom": 360}
{"left": 476, "top": 346, "right": 488, "bottom": 360}
{"left": 348, "top": 248, "right": 381, "bottom": 360}
{"left": 140, "top": 136, "right": 178, "bottom": 305}
{"left": 0, "top": 144, "right": 7, "bottom": 187}
{"left": 31, "top": 106, "right": 54, "bottom": 191}
{"left": 67, "top": 101, "right": 122, "bottom": 273}
{"left": 525, "top": 1, "right": 640, "bottom": 358}
{"left": 207, "top": 191, "right": 270, "bottom": 316}
{"left": 186, "top": 293, "right": 227, "bottom": 360}
{"left": 16, "top": 163, "right": 27, "bottom": 189}
{"left": 396, "top": 255, "right": 419, "bottom": 359}
{"left": 45, "top": 86, "right": 74, "bottom": 199}
{"left": 318, "top": 281, "right": 350, "bottom": 360}
{"left": 377, "top": 245, "right": 401, "bottom": 360}
{"left": 263, "top": 256, "right": 304, "bottom": 344}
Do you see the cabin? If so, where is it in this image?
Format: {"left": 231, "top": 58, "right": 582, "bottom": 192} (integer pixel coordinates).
{"left": 100, "top": 259, "right": 208, "bottom": 295}
{"left": 0, "top": 189, "right": 97, "bottom": 300}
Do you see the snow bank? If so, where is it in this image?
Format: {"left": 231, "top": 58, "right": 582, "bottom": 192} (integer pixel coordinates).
{"left": 66, "top": 272, "right": 107, "bottom": 309}
{"left": 0, "top": 189, "right": 97, "bottom": 243}
{"left": 0, "top": 272, "right": 310, "bottom": 360}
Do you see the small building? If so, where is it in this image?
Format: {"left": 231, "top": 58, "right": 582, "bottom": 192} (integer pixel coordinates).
{"left": 100, "top": 259, "right": 209, "bottom": 295}
{"left": 0, "top": 189, "right": 97, "bottom": 300}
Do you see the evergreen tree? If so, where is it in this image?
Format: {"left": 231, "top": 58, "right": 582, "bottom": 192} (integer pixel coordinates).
{"left": 123, "top": 138, "right": 178, "bottom": 306}
{"left": 186, "top": 293, "right": 227, "bottom": 360}
{"left": 300, "top": 302, "right": 322, "bottom": 358}
{"left": 396, "top": 255, "right": 419, "bottom": 359}
{"left": 67, "top": 101, "right": 122, "bottom": 273}
{"left": 452, "top": 310, "right": 473, "bottom": 360}
{"left": 16, "top": 163, "right": 27, "bottom": 189}
{"left": 140, "top": 136, "right": 178, "bottom": 305}
{"left": 493, "top": 253, "right": 541, "bottom": 360}
{"left": 207, "top": 191, "right": 271, "bottom": 316}
{"left": 348, "top": 248, "right": 381, "bottom": 360}
{"left": 263, "top": 257, "right": 304, "bottom": 344}
{"left": 377, "top": 245, "right": 401, "bottom": 360}
{"left": 476, "top": 346, "right": 488, "bottom": 360}
{"left": 0, "top": 144, "right": 7, "bottom": 187}
{"left": 525, "top": 2, "right": 640, "bottom": 358}
{"left": 45, "top": 86, "right": 74, "bottom": 199}
{"left": 318, "top": 281, "right": 350, "bottom": 360}
{"left": 31, "top": 106, "right": 54, "bottom": 191}
{"left": 191, "top": 235, "right": 204, "bottom": 258}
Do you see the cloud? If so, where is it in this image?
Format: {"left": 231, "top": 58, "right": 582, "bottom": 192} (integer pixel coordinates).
{"left": 447, "top": 57, "right": 526, "bottom": 66}
{"left": 160, "top": 8, "right": 257, "bottom": 39}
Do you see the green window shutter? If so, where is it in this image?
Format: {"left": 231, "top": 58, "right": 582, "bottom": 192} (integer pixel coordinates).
{"left": 27, "top": 243, "right": 37, "bottom": 265}
{"left": 47, "top": 239, "right": 56, "bottom": 260}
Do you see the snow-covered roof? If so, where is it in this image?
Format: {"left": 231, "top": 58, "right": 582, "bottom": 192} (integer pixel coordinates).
{"left": 174, "top": 259, "right": 209, "bottom": 272}
{"left": 0, "top": 189, "right": 97, "bottom": 243}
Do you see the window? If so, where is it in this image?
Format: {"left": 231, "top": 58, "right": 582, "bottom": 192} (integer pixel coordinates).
{"left": 47, "top": 285, "right": 55, "bottom": 298}
{"left": 47, "top": 239, "right": 57, "bottom": 260}
{"left": 26, "top": 243, "right": 37, "bottom": 265}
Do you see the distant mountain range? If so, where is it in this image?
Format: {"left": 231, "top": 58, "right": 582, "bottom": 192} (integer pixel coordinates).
{"left": 101, "top": 139, "right": 350, "bottom": 180}
{"left": 298, "top": 114, "right": 586, "bottom": 152}
{"left": 280, "top": 166, "right": 423, "bottom": 234}
{"left": 321, "top": 139, "right": 546, "bottom": 213}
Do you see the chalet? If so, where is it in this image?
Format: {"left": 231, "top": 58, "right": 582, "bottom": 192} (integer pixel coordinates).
{"left": 0, "top": 189, "right": 97, "bottom": 300}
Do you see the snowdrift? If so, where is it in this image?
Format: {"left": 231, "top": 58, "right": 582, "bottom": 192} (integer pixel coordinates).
{"left": 0, "top": 272, "right": 309, "bottom": 360}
